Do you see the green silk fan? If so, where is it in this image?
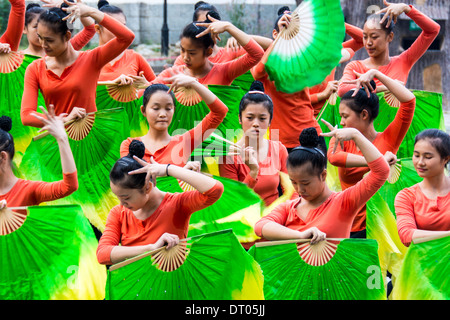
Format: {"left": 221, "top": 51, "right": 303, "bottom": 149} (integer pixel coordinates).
{"left": 156, "top": 175, "right": 264, "bottom": 243}
{"left": 96, "top": 82, "right": 147, "bottom": 138}
{"left": 248, "top": 238, "right": 386, "bottom": 300}
{"left": 0, "top": 52, "right": 45, "bottom": 170}
{"left": 105, "top": 229, "right": 264, "bottom": 300}
{"left": 391, "top": 233, "right": 450, "bottom": 300}
{"left": 366, "top": 158, "right": 422, "bottom": 284}
{"left": 169, "top": 84, "right": 245, "bottom": 137}
{"left": 265, "top": 0, "right": 345, "bottom": 93}
{"left": 0, "top": 204, "right": 106, "bottom": 300}
{"left": 19, "top": 107, "right": 129, "bottom": 232}
{"left": 374, "top": 90, "right": 444, "bottom": 159}
{"left": 231, "top": 70, "right": 255, "bottom": 92}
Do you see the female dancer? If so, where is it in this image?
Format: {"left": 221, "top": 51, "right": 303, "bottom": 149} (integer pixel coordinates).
{"left": 97, "top": 139, "right": 224, "bottom": 265}
{"left": 218, "top": 81, "right": 288, "bottom": 207}
{"left": 20, "top": 0, "right": 135, "bottom": 127}
{"left": 254, "top": 126, "right": 389, "bottom": 242}
{"left": 395, "top": 129, "right": 450, "bottom": 246}
{"left": 327, "top": 69, "right": 415, "bottom": 236}
{"left": 338, "top": 0, "right": 440, "bottom": 96}
{"left": 95, "top": 0, "right": 155, "bottom": 83}
{"left": 0, "top": 108, "right": 77, "bottom": 208}
{"left": 119, "top": 73, "right": 228, "bottom": 167}
{"left": 22, "top": 1, "right": 96, "bottom": 57}
{"left": 132, "top": 15, "right": 263, "bottom": 87}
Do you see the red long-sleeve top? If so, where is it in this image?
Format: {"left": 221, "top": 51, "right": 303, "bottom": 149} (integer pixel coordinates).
{"left": 173, "top": 46, "right": 246, "bottom": 66}
{"left": 21, "top": 14, "right": 135, "bottom": 127}
{"left": 0, "top": 0, "right": 25, "bottom": 51}
{"left": 120, "top": 98, "right": 227, "bottom": 167}
{"left": 219, "top": 140, "right": 288, "bottom": 206}
{"left": 328, "top": 97, "right": 416, "bottom": 231}
{"left": 152, "top": 39, "right": 263, "bottom": 86}
{"left": 395, "top": 184, "right": 450, "bottom": 246}
{"left": 96, "top": 181, "right": 224, "bottom": 265}
{"left": 338, "top": 6, "right": 440, "bottom": 97}
{"left": 0, "top": 172, "right": 78, "bottom": 207}
{"left": 254, "top": 156, "right": 389, "bottom": 239}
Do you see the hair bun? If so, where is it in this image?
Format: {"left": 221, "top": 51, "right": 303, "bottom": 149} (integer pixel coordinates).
{"left": 98, "top": 0, "right": 110, "bottom": 9}
{"left": 277, "top": 6, "right": 290, "bottom": 16}
{"left": 194, "top": 1, "right": 208, "bottom": 10}
{"left": 0, "top": 116, "right": 12, "bottom": 133}
{"left": 359, "top": 80, "right": 377, "bottom": 93}
{"left": 128, "top": 139, "right": 146, "bottom": 159}
{"left": 249, "top": 80, "right": 265, "bottom": 93}
{"left": 299, "top": 127, "right": 319, "bottom": 148}
{"left": 26, "top": 3, "right": 41, "bottom": 11}
{"left": 206, "top": 10, "right": 221, "bottom": 22}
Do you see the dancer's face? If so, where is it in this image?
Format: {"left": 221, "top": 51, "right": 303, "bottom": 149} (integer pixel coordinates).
{"left": 110, "top": 182, "right": 149, "bottom": 211}
{"left": 363, "top": 19, "right": 393, "bottom": 58}
{"left": 37, "top": 22, "right": 70, "bottom": 56}
{"left": 288, "top": 163, "right": 326, "bottom": 202}
{"left": 179, "top": 37, "right": 211, "bottom": 70}
{"left": 339, "top": 102, "right": 368, "bottom": 132}
{"left": 24, "top": 15, "right": 40, "bottom": 47}
{"left": 141, "top": 90, "right": 174, "bottom": 131}
{"left": 413, "top": 139, "right": 449, "bottom": 178}
{"left": 239, "top": 103, "right": 270, "bottom": 139}
{"left": 96, "top": 13, "right": 127, "bottom": 45}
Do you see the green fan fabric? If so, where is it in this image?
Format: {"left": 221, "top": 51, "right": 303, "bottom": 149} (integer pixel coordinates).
{"left": 366, "top": 158, "right": 422, "bottom": 288}
{"left": 95, "top": 84, "right": 147, "bottom": 138}
{"left": 391, "top": 236, "right": 450, "bottom": 300}
{"left": 0, "top": 205, "right": 106, "bottom": 300}
{"left": 19, "top": 108, "right": 128, "bottom": 232}
{"left": 248, "top": 239, "right": 386, "bottom": 300}
{"left": 265, "top": 0, "right": 345, "bottom": 93}
{"left": 231, "top": 70, "right": 255, "bottom": 92}
{"left": 0, "top": 53, "right": 45, "bottom": 171}
{"left": 169, "top": 84, "right": 245, "bottom": 137}
{"left": 156, "top": 175, "right": 263, "bottom": 243}
{"left": 105, "top": 229, "right": 264, "bottom": 300}
{"left": 374, "top": 90, "right": 444, "bottom": 159}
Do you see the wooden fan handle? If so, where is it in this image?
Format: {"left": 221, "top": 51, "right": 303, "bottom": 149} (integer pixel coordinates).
{"left": 255, "top": 237, "right": 345, "bottom": 247}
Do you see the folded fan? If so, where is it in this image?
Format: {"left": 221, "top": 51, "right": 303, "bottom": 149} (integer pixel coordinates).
{"left": 265, "top": 0, "right": 345, "bottom": 93}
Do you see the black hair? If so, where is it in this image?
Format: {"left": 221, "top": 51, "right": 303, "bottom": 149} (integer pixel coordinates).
{"left": 110, "top": 139, "right": 147, "bottom": 189}
{"left": 274, "top": 6, "right": 290, "bottom": 32}
{"left": 239, "top": 81, "right": 273, "bottom": 121}
{"left": 340, "top": 80, "right": 379, "bottom": 122}
{"left": 193, "top": 2, "right": 221, "bottom": 22}
{"left": 37, "top": 1, "right": 73, "bottom": 37}
{"left": 180, "top": 21, "right": 214, "bottom": 51}
{"left": 25, "top": 3, "right": 45, "bottom": 27}
{"left": 287, "top": 127, "right": 327, "bottom": 176}
{"left": 415, "top": 129, "right": 450, "bottom": 169}
{"left": 366, "top": 13, "right": 395, "bottom": 35}
{"left": 98, "top": 0, "right": 125, "bottom": 18}
{"left": 0, "top": 116, "right": 15, "bottom": 161}
{"left": 142, "top": 83, "right": 176, "bottom": 111}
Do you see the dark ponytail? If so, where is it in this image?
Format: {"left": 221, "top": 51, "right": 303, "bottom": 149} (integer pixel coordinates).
{"left": 287, "top": 127, "right": 327, "bottom": 176}
{"left": 341, "top": 80, "right": 379, "bottom": 122}
{"left": 37, "top": 1, "right": 73, "bottom": 37}
{"left": 0, "top": 116, "right": 15, "bottom": 161}
{"left": 98, "top": 0, "right": 125, "bottom": 19}
{"left": 110, "top": 140, "right": 147, "bottom": 190}
{"left": 366, "top": 13, "right": 395, "bottom": 35}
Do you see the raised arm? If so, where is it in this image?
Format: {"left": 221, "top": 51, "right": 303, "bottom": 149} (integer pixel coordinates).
{"left": 0, "top": 0, "right": 25, "bottom": 51}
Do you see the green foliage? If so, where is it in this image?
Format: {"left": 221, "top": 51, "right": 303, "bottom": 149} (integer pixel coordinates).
{"left": 0, "top": 0, "right": 11, "bottom": 34}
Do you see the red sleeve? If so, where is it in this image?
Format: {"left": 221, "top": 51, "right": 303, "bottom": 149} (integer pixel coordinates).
{"left": 394, "top": 187, "right": 417, "bottom": 246}
{"left": 90, "top": 14, "right": 135, "bottom": 69}
{"left": 173, "top": 55, "right": 184, "bottom": 66}
{"left": 176, "top": 181, "right": 224, "bottom": 218}
{"left": 187, "top": 97, "right": 228, "bottom": 151}
{"left": 220, "top": 38, "right": 264, "bottom": 83}
{"left": 120, "top": 138, "right": 132, "bottom": 158}
{"left": 33, "top": 172, "right": 79, "bottom": 204}
{"left": 137, "top": 54, "right": 156, "bottom": 82}
{"left": 279, "top": 143, "right": 288, "bottom": 174}
{"left": 254, "top": 200, "right": 291, "bottom": 237}
{"left": 382, "top": 98, "right": 416, "bottom": 151}
{"left": 342, "top": 23, "right": 364, "bottom": 53}
{"left": 337, "top": 60, "right": 362, "bottom": 97}
{"left": 327, "top": 137, "right": 349, "bottom": 167}
{"left": 97, "top": 205, "right": 122, "bottom": 265}
{"left": 70, "top": 23, "right": 96, "bottom": 51}
{"left": 400, "top": 6, "right": 440, "bottom": 68}
{"left": 21, "top": 61, "right": 45, "bottom": 128}
{"left": 338, "top": 156, "right": 389, "bottom": 210}
{"left": 0, "top": 0, "right": 25, "bottom": 51}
